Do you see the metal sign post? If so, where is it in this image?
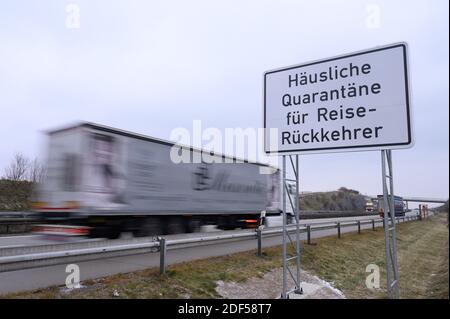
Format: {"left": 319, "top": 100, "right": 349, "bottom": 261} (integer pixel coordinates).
{"left": 281, "top": 154, "right": 302, "bottom": 299}
{"left": 381, "top": 149, "right": 399, "bottom": 298}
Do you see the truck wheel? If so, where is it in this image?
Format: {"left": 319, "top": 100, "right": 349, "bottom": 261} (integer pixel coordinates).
{"left": 106, "top": 225, "right": 121, "bottom": 239}
{"left": 166, "top": 217, "right": 185, "bottom": 234}
{"left": 217, "top": 216, "right": 236, "bottom": 230}
{"left": 133, "top": 217, "right": 162, "bottom": 237}
{"left": 88, "top": 226, "right": 103, "bottom": 238}
{"left": 186, "top": 218, "right": 202, "bottom": 233}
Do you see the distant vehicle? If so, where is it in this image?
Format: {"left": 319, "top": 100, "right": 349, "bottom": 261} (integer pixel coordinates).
{"left": 32, "top": 122, "right": 282, "bottom": 238}
{"left": 365, "top": 200, "right": 374, "bottom": 213}
{"left": 377, "top": 195, "right": 405, "bottom": 218}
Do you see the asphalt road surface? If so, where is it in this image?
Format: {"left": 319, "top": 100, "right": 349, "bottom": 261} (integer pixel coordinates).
{"left": 0, "top": 214, "right": 416, "bottom": 294}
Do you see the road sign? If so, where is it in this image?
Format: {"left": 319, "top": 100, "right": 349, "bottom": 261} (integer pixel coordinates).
{"left": 264, "top": 43, "right": 413, "bottom": 154}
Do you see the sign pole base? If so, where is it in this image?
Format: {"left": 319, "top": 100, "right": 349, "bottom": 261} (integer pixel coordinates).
{"left": 381, "top": 149, "right": 400, "bottom": 299}
{"left": 281, "top": 155, "right": 302, "bottom": 299}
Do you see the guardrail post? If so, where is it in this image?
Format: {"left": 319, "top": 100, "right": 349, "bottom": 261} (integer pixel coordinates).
{"left": 159, "top": 237, "right": 166, "bottom": 275}
{"left": 337, "top": 222, "right": 341, "bottom": 239}
{"left": 256, "top": 228, "right": 262, "bottom": 257}
{"left": 357, "top": 221, "right": 361, "bottom": 234}
{"left": 372, "top": 219, "right": 375, "bottom": 231}
{"left": 307, "top": 225, "right": 311, "bottom": 245}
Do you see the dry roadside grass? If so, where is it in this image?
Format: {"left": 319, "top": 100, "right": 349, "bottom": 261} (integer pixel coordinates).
{"left": 301, "top": 213, "right": 449, "bottom": 298}
{"left": 2, "top": 213, "right": 448, "bottom": 299}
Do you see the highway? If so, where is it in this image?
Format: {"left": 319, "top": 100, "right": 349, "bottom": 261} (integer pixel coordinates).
{"left": 0, "top": 214, "right": 383, "bottom": 248}
{"left": 0, "top": 213, "right": 417, "bottom": 295}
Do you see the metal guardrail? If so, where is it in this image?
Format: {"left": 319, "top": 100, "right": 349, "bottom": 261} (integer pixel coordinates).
{"left": 0, "top": 211, "right": 39, "bottom": 220}
{"left": 0, "top": 212, "right": 39, "bottom": 234}
{"left": 0, "top": 214, "right": 422, "bottom": 273}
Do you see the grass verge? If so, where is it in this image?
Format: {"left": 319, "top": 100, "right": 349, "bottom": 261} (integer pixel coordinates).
{"left": 2, "top": 213, "right": 448, "bottom": 299}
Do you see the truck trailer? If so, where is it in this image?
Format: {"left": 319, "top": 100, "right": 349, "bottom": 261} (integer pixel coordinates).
{"left": 377, "top": 195, "right": 405, "bottom": 218}
{"left": 32, "top": 122, "right": 282, "bottom": 238}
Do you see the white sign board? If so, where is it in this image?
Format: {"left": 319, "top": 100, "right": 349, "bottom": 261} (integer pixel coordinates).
{"left": 264, "top": 43, "right": 413, "bottom": 154}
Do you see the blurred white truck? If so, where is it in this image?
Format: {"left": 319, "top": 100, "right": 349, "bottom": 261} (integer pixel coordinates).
{"left": 32, "top": 122, "right": 282, "bottom": 238}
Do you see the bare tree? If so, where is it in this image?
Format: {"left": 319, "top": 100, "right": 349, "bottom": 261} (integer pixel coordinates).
{"left": 28, "top": 158, "right": 46, "bottom": 184}
{"left": 4, "top": 153, "right": 29, "bottom": 181}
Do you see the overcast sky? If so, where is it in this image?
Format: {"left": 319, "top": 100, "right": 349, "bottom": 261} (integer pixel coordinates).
{"left": 0, "top": 0, "right": 448, "bottom": 206}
